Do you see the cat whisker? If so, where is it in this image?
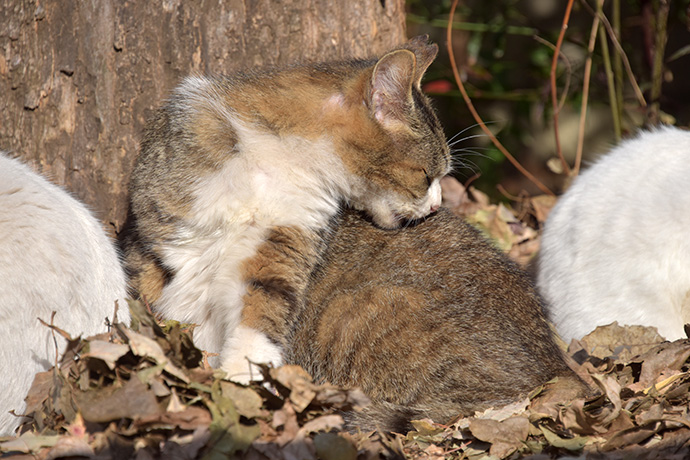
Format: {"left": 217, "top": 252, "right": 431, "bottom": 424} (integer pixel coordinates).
{"left": 447, "top": 133, "right": 488, "bottom": 148}
{"left": 450, "top": 156, "right": 489, "bottom": 174}
{"left": 445, "top": 121, "right": 497, "bottom": 145}
{"left": 450, "top": 146, "right": 492, "bottom": 157}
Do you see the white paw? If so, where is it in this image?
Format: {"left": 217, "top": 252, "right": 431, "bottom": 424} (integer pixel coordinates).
{"left": 220, "top": 325, "right": 283, "bottom": 384}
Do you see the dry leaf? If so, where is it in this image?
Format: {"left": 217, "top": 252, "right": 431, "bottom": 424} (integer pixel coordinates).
{"left": 469, "top": 417, "right": 530, "bottom": 459}
{"left": 313, "top": 432, "right": 357, "bottom": 460}
{"left": 81, "top": 340, "right": 130, "bottom": 370}
{"left": 74, "top": 375, "right": 162, "bottom": 423}
{"left": 121, "top": 328, "right": 190, "bottom": 383}
{"left": 574, "top": 322, "right": 665, "bottom": 361}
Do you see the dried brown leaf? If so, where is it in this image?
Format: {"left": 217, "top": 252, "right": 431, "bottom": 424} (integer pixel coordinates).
{"left": 440, "top": 176, "right": 470, "bottom": 210}
{"left": 45, "top": 435, "right": 94, "bottom": 460}
{"left": 219, "top": 381, "right": 265, "bottom": 419}
{"left": 74, "top": 376, "right": 162, "bottom": 423}
{"left": 135, "top": 406, "right": 212, "bottom": 430}
{"left": 270, "top": 365, "right": 317, "bottom": 413}
{"left": 0, "top": 432, "right": 59, "bottom": 454}
{"left": 590, "top": 374, "right": 623, "bottom": 426}
{"left": 636, "top": 341, "right": 690, "bottom": 389}
{"left": 273, "top": 402, "right": 300, "bottom": 446}
{"left": 299, "top": 414, "right": 344, "bottom": 435}
{"left": 81, "top": 340, "right": 130, "bottom": 370}
{"left": 121, "top": 328, "right": 190, "bottom": 383}
{"left": 313, "top": 432, "right": 357, "bottom": 460}
{"left": 575, "top": 322, "right": 666, "bottom": 361}
{"left": 469, "top": 416, "right": 530, "bottom": 459}
{"left": 529, "top": 194, "right": 558, "bottom": 223}
{"left": 601, "top": 424, "right": 659, "bottom": 451}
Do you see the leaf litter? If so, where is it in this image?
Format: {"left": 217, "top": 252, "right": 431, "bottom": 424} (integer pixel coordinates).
{"left": 2, "top": 179, "right": 690, "bottom": 459}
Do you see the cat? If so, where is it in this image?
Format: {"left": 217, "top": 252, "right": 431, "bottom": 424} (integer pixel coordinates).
{"left": 287, "top": 207, "right": 586, "bottom": 432}
{"left": 0, "top": 154, "right": 129, "bottom": 435}
{"left": 123, "top": 36, "right": 450, "bottom": 382}
{"left": 537, "top": 125, "right": 690, "bottom": 342}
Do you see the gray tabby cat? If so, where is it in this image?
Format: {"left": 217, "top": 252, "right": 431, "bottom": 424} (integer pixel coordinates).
{"left": 288, "top": 207, "right": 586, "bottom": 432}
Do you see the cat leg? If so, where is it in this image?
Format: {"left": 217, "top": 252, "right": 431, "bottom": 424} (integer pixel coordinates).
{"left": 219, "top": 325, "right": 283, "bottom": 383}
{"left": 220, "top": 225, "right": 322, "bottom": 383}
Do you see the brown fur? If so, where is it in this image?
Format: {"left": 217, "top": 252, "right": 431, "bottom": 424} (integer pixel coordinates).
{"left": 287, "top": 208, "right": 587, "bottom": 432}
{"left": 239, "top": 226, "right": 327, "bottom": 346}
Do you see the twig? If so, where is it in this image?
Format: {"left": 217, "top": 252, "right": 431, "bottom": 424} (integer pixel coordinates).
{"left": 463, "top": 171, "right": 481, "bottom": 191}
{"left": 38, "top": 311, "right": 69, "bottom": 369}
{"left": 550, "top": 0, "right": 575, "bottom": 175}
{"left": 446, "top": 0, "right": 554, "bottom": 196}
{"left": 612, "top": 0, "right": 624, "bottom": 130}
{"left": 648, "top": 0, "right": 669, "bottom": 125}
{"left": 597, "top": 0, "right": 622, "bottom": 141}
{"left": 533, "top": 35, "right": 572, "bottom": 112}
{"left": 497, "top": 183, "right": 522, "bottom": 201}
{"left": 580, "top": 0, "right": 647, "bottom": 107}
{"left": 574, "top": 4, "right": 602, "bottom": 176}
{"left": 407, "top": 14, "right": 537, "bottom": 36}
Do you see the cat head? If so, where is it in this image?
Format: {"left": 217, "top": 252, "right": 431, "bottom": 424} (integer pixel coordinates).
{"left": 328, "top": 36, "right": 451, "bottom": 229}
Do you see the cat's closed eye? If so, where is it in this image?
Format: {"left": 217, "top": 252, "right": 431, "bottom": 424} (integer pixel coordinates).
{"left": 422, "top": 168, "right": 431, "bottom": 187}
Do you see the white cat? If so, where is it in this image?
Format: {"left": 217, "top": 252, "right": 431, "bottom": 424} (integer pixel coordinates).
{"left": 538, "top": 126, "right": 690, "bottom": 342}
{"left": 0, "top": 154, "right": 129, "bottom": 435}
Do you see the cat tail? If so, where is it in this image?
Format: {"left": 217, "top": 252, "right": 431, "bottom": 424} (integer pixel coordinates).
{"left": 343, "top": 401, "right": 431, "bottom": 434}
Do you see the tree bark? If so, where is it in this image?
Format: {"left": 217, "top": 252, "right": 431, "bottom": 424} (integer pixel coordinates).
{"left": 0, "top": 0, "right": 406, "bottom": 232}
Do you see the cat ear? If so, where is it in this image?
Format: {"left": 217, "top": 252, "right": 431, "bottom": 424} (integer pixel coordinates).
{"left": 370, "top": 49, "right": 416, "bottom": 129}
{"left": 403, "top": 35, "right": 439, "bottom": 88}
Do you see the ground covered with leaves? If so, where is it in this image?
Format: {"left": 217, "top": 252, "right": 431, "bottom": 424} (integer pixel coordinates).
{"left": 2, "top": 182, "right": 690, "bottom": 459}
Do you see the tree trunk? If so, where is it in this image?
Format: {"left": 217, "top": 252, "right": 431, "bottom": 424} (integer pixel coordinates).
{"left": 0, "top": 0, "right": 406, "bottom": 232}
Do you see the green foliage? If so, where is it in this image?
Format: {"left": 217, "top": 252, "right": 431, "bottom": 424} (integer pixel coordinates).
{"left": 407, "top": 0, "right": 690, "bottom": 197}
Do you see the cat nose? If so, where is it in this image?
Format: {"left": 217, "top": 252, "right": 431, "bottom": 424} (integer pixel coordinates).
{"left": 430, "top": 203, "right": 440, "bottom": 213}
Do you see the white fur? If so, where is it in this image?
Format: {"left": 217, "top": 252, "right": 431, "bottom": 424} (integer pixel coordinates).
{"left": 360, "top": 177, "right": 443, "bottom": 229}
{"left": 0, "top": 154, "right": 129, "bottom": 435}
{"left": 220, "top": 325, "right": 283, "bottom": 383}
{"left": 157, "top": 78, "right": 354, "bottom": 376}
{"left": 156, "top": 76, "right": 444, "bottom": 380}
{"left": 538, "top": 126, "right": 690, "bottom": 341}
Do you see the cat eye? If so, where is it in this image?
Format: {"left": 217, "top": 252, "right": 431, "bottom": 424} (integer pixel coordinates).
{"left": 423, "top": 168, "right": 431, "bottom": 187}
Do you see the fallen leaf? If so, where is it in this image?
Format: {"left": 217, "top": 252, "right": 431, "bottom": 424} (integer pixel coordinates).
{"left": 575, "top": 322, "right": 665, "bottom": 361}
{"left": 74, "top": 376, "right": 162, "bottom": 423}
{"left": 636, "top": 341, "right": 690, "bottom": 389}
{"left": 82, "top": 340, "right": 130, "bottom": 370}
{"left": 0, "top": 432, "right": 59, "bottom": 454}
{"left": 220, "top": 381, "right": 265, "bottom": 419}
{"left": 299, "top": 415, "right": 345, "bottom": 435}
{"left": 121, "top": 328, "right": 190, "bottom": 383}
{"left": 270, "top": 365, "right": 316, "bottom": 412}
{"left": 135, "top": 406, "right": 212, "bottom": 430}
{"left": 538, "top": 425, "right": 588, "bottom": 451}
{"left": 469, "top": 416, "right": 530, "bottom": 459}
{"left": 529, "top": 194, "right": 558, "bottom": 223}
{"left": 45, "top": 435, "right": 94, "bottom": 460}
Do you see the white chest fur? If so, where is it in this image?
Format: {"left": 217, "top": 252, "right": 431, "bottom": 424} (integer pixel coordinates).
{"left": 154, "top": 112, "right": 351, "bottom": 381}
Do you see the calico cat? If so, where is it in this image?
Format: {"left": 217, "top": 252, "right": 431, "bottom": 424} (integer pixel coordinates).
{"left": 123, "top": 36, "right": 450, "bottom": 382}
{"left": 538, "top": 126, "right": 690, "bottom": 342}
{"left": 287, "top": 207, "right": 585, "bottom": 432}
{"left": 0, "top": 154, "right": 129, "bottom": 435}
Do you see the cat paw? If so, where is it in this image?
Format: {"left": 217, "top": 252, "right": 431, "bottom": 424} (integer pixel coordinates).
{"left": 220, "top": 325, "right": 283, "bottom": 384}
